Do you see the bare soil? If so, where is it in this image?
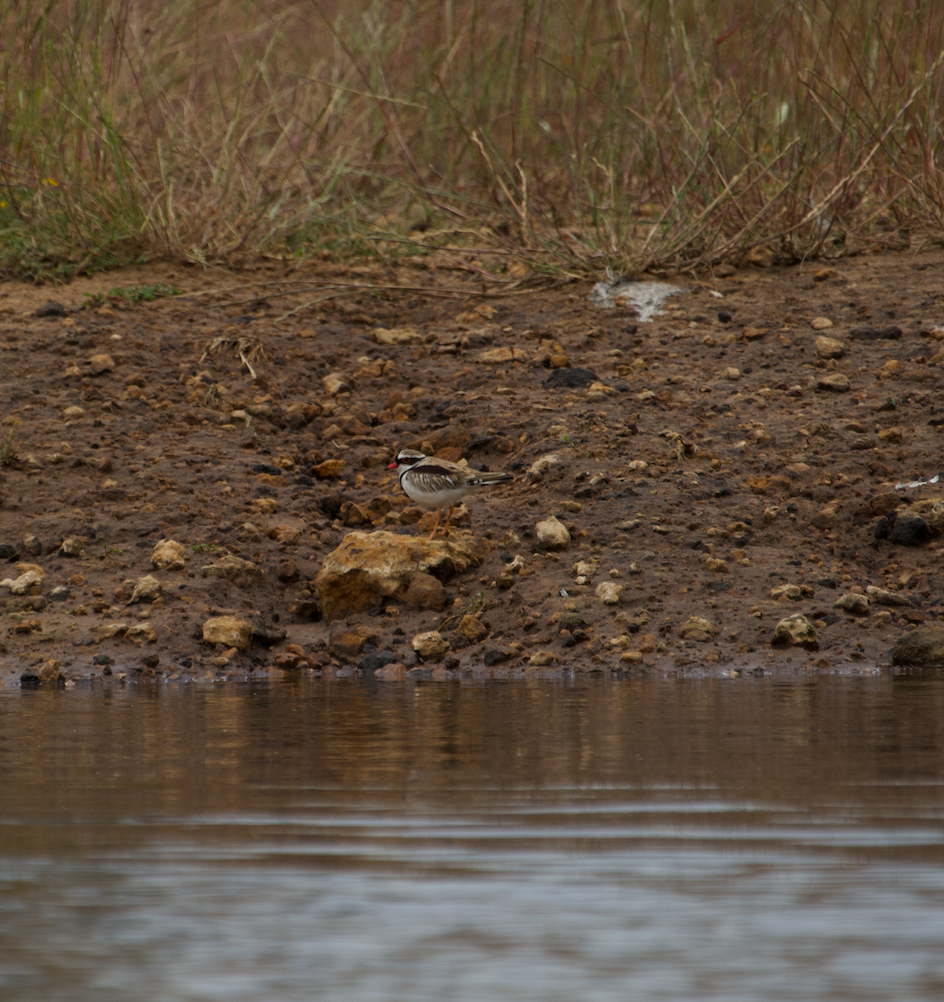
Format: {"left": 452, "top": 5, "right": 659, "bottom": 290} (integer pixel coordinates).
{"left": 3, "top": 249, "right": 944, "bottom": 683}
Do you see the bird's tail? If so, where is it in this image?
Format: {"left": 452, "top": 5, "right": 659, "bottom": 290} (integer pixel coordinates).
{"left": 468, "top": 472, "right": 514, "bottom": 486}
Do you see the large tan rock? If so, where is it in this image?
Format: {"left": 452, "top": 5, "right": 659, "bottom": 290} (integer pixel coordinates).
{"left": 314, "top": 530, "right": 491, "bottom": 622}
{"left": 202, "top": 615, "right": 253, "bottom": 652}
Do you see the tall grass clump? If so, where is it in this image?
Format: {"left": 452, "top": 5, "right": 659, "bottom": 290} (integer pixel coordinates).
{"left": 2, "top": 0, "right": 944, "bottom": 281}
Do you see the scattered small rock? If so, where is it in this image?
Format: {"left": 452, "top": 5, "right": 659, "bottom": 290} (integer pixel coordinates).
{"left": 817, "top": 373, "right": 850, "bottom": 392}
{"left": 679, "top": 616, "right": 716, "bottom": 639}
{"left": 202, "top": 615, "right": 253, "bottom": 652}
{"left": 126, "top": 623, "right": 158, "bottom": 645}
{"left": 1, "top": 567, "right": 44, "bottom": 595}
{"left": 772, "top": 613, "right": 818, "bottom": 650}
{"left": 327, "top": 624, "right": 380, "bottom": 661}
{"left": 314, "top": 459, "right": 345, "bottom": 480}
{"left": 535, "top": 515, "right": 571, "bottom": 551}
{"left": 815, "top": 335, "right": 844, "bottom": 359}
{"left": 412, "top": 631, "right": 449, "bottom": 662}
{"left": 595, "top": 581, "right": 623, "bottom": 605}
{"left": 849, "top": 324, "right": 903, "bottom": 341}
{"left": 891, "top": 626, "right": 944, "bottom": 666}
{"left": 544, "top": 367, "right": 598, "bottom": 388}
{"left": 865, "top": 585, "right": 911, "bottom": 607}
{"left": 405, "top": 572, "right": 448, "bottom": 611}
{"left": 58, "top": 535, "right": 86, "bottom": 557}
{"left": 151, "top": 539, "right": 187, "bottom": 570}
{"left": 201, "top": 554, "right": 263, "bottom": 588}
{"left": 88, "top": 353, "right": 116, "bottom": 375}
{"left": 129, "top": 575, "right": 162, "bottom": 604}
{"left": 834, "top": 593, "right": 870, "bottom": 615}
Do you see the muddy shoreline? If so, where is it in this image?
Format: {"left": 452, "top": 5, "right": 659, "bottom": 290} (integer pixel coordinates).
{"left": 3, "top": 250, "right": 944, "bottom": 683}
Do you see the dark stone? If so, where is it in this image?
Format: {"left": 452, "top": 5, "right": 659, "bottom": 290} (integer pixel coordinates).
{"left": 891, "top": 626, "right": 944, "bottom": 666}
{"left": 559, "top": 611, "right": 587, "bottom": 631}
{"left": 357, "top": 650, "right": 399, "bottom": 673}
{"left": 35, "top": 300, "right": 68, "bottom": 317}
{"left": 544, "top": 367, "right": 598, "bottom": 389}
{"left": 889, "top": 516, "right": 932, "bottom": 546}
{"left": 0, "top": 543, "right": 19, "bottom": 562}
{"left": 253, "top": 625, "right": 287, "bottom": 647}
{"left": 93, "top": 654, "right": 114, "bottom": 666}
{"left": 19, "top": 672, "right": 41, "bottom": 688}
{"left": 250, "top": 463, "right": 283, "bottom": 476}
{"left": 482, "top": 647, "right": 513, "bottom": 666}
{"left": 849, "top": 324, "right": 903, "bottom": 341}
{"left": 718, "top": 312, "right": 732, "bottom": 323}
{"left": 318, "top": 493, "right": 343, "bottom": 519}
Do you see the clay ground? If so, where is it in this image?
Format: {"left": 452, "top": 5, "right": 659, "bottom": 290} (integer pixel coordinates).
{"left": 2, "top": 248, "right": 944, "bottom": 683}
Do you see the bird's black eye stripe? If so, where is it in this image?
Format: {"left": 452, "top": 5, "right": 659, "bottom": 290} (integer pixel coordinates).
{"left": 399, "top": 454, "right": 422, "bottom": 466}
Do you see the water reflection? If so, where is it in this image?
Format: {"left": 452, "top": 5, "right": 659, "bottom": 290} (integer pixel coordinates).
{"left": 1, "top": 673, "right": 944, "bottom": 1001}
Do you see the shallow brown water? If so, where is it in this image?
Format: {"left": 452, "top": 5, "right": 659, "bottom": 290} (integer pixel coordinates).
{"left": 2, "top": 672, "right": 944, "bottom": 1001}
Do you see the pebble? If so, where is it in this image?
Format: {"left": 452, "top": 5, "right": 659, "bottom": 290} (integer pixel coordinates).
{"left": 58, "top": 536, "right": 86, "bottom": 557}
{"left": 834, "top": 593, "right": 870, "bottom": 615}
{"left": 412, "top": 631, "right": 449, "bottom": 662}
{"left": 478, "top": 347, "right": 527, "bottom": 364}
{"left": 891, "top": 626, "right": 944, "bottom": 666}
{"left": 535, "top": 515, "right": 571, "bottom": 551}
{"left": 129, "top": 575, "right": 162, "bottom": 604}
{"left": 815, "top": 335, "right": 844, "bottom": 359}
{"left": 1, "top": 568, "right": 44, "bottom": 595}
{"left": 371, "top": 326, "right": 425, "bottom": 345}
{"left": 405, "top": 572, "right": 448, "bottom": 611}
{"left": 88, "top": 353, "right": 116, "bottom": 374}
{"left": 810, "top": 317, "right": 834, "bottom": 329}
{"left": 151, "top": 539, "right": 187, "bottom": 570}
{"left": 326, "top": 624, "right": 380, "bottom": 660}
{"left": 816, "top": 373, "right": 850, "bottom": 392}
{"left": 455, "top": 614, "right": 489, "bottom": 644}
{"left": 595, "top": 581, "right": 623, "bottom": 605}
{"left": 322, "top": 373, "right": 353, "bottom": 396}
{"left": 201, "top": 554, "right": 263, "bottom": 588}
{"left": 772, "top": 613, "right": 818, "bottom": 649}
{"left": 236, "top": 523, "right": 264, "bottom": 542}
{"left": 528, "top": 651, "right": 556, "bottom": 666}
{"left": 202, "top": 615, "right": 253, "bottom": 652}
{"left": 810, "top": 507, "right": 838, "bottom": 530}
{"left": 679, "top": 616, "right": 716, "bottom": 639}
{"left": 544, "top": 367, "right": 598, "bottom": 389}
{"left": 126, "top": 624, "right": 158, "bottom": 645}
{"left": 314, "top": 459, "right": 345, "bottom": 480}
{"left": 22, "top": 535, "right": 42, "bottom": 556}
{"left": 865, "top": 585, "right": 911, "bottom": 607}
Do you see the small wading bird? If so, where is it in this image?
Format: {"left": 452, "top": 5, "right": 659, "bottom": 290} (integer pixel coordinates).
{"left": 388, "top": 449, "right": 513, "bottom": 539}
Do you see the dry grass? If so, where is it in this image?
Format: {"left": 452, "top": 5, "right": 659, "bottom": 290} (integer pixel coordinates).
{"left": 2, "top": 0, "right": 944, "bottom": 281}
